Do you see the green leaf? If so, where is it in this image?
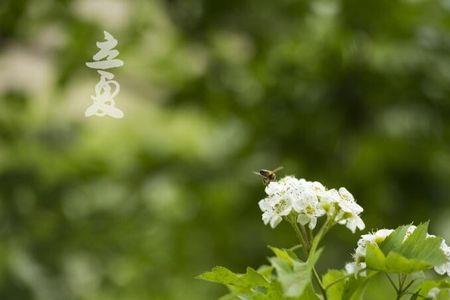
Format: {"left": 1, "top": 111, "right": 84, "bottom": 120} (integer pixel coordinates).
{"left": 409, "top": 290, "right": 420, "bottom": 300}
{"left": 256, "top": 265, "right": 274, "bottom": 281}
{"left": 298, "top": 283, "right": 321, "bottom": 300}
{"left": 269, "top": 248, "right": 323, "bottom": 298}
{"left": 366, "top": 222, "right": 448, "bottom": 273}
{"left": 322, "top": 269, "right": 374, "bottom": 300}
{"left": 323, "top": 270, "right": 346, "bottom": 300}
{"left": 366, "top": 243, "right": 387, "bottom": 271}
{"left": 398, "top": 223, "right": 447, "bottom": 266}
{"left": 307, "top": 247, "right": 323, "bottom": 266}
{"left": 270, "top": 257, "right": 309, "bottom": 297}
{"left": 265, "top": 280, "right": 284, "bottom": 299}
{"left": 269, "top": 246, "right": 295, "bottom": 263}
{"left": 246, "top": 267, "right": 270, "bottom": 288}
{"left": 343, "top": 276, "right": 370, "bottom": 300}
{"left": 385, "top": 252, "right": 430, "bottom": 273}
{"left": 218, "top": 294, "right": 239, "bottom": 300}
{"left": 196, "top": 265, "right": 269, "bottom": 295}
{"left": 197, "top": 266, "right": 242, "bottom": 285}
{"left": 380, "top": 225, "right": 409, "bottom": 253}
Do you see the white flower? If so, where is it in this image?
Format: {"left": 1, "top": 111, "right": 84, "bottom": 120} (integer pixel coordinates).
{"left": 434, "top": 240, "right": 450, "bottom": 276}
{"left": 374, "top": 229, "right": 394, "bottom": 241}
{"left": 336, "top": 188, "right": 365, "bottom": 233}
{"left": 340, "top": 214, "right": 365, "bottom": 233}
{"left": 265, "top": 176, "right": 298, "bottom": 195}
{"left": 310, "top": 181, "right": 326, "bottom": 194}
{"left": 427, "top": 287, "right": 441, "bottom": 299}
{"left": 434, "top": 261, "right": 450, "bottom": 276}
{"left": 318, "top": 188, "right": 340, "bottom": 214}
{"left": 257, "top": 176, "right": 366, "bottom": 233}
{"left": 354, "top": 229, "right": 393, "bottom": 260}
{"left": 345, "top": 229, "right": 394, "bottom": 277}
{"left": 258, "top": 177, "right": 299, "bottom": 228}
{"left": 292, "top": 180, "right": 325, "bottom": 229}
{"left": 345, "top": 262, "right": 366, "bottom": 276}
{"left": 258, "top": 194, "right": 292, "bottom": 228}
{"left": 338, "top": 188, "right": 363, "bottom": 214}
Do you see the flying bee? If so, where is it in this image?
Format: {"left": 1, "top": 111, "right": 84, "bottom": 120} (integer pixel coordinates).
{"left": 254, "top": 166, "right": 284, "bottom": 185}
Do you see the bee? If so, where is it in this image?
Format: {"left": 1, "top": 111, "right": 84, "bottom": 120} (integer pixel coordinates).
{"left": 254, "top": 166, "right": 284, "bottom": 185}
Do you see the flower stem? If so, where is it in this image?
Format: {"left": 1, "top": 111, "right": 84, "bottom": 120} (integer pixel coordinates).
{"left": 310, "top": 216, "right": 333, "bottom": 256}
{"left": 289, "top": 220, "right": 308, "bottom": 258}
{"left": 313, "top": 266, "right": 327, "bottom": 300}
{"left": 299, "top": 224, "right": 311, "bottom": 250}
{"left": 307, "top": 227, "right": 313, "bottom": 244}
{"left": 308, "top": 218, "right": 334, "bottom": 300}
{"left": 289, "top": 216, "right": 334, "bottom": 300}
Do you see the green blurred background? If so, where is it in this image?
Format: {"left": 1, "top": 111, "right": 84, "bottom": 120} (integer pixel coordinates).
{"left": 0, "top": 0, "right": 449, "bottom": 299}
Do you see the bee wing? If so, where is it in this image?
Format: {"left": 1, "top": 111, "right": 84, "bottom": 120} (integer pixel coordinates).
{"left": 253, "top": 171, "right": 263, "bottom": 176}
{"left": 273, "top": 166, "right": 284, "bottom": 172}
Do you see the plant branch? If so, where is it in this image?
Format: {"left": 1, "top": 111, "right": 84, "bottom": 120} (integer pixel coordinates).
{"left": 312, "top": 267, "right": 327, "bottom": 300}
{"left": 299, "top": 224, "right": 311, "bottom": 250}
{"left": 395, "top": 275, "right": 414, "bottom": 300}
{"left": 288, "top": 219, "right": 308, "bottom": 258}
{"left": 324, "top": 269, "right": 366, "bottom": 290}
{"left": 385, "top": 273, "right": 398, "bottom": 293}
{"left": 402, "top": 279, "right": 415, "bottom": 293}
{"left": 309, "top": 216, "right": 333, "bottom": 256}
{"left": 307, "top": 227, "right": 313, "bottom": 245}
{"left": 288, "top": 244, "right": 303, "bottom": 252}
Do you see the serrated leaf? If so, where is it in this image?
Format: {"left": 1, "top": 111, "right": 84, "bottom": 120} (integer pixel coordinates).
{"left": 270, "top": 257, "right": 309, "bottom": 297}
{"left": 256, "top": 265, "right": 273, "bottom": 281}
{"left": 342, "top": 276, "right": 370, "bottom": 300}
{"left": 400, "top": 222, "right": 429, "bottom": 254}
{"left": 197, "top": 266, "right": 241, "bottom": 285}
{"left": 246, "top": 267, "right": 270, "bottom": 288}
{"left": 269, "top": 246, "right": 295, "bottom": 263}
{"left": 366, "top": 243, "right": 387, "bottom": 271}
{"left": 323, "top": 270, "right": 346, "bottom": 300}
{"left": 269, "top": 248, "right": 323, "bottom": 298}
{"left": 385, "top": 252, "right": 430, "bottom": 273}
{"left": 380, "top": 225, "right": 409, "bottom": 253}
{"left": 265, "top": 280, "right": 284, "bottom": 299}
{"left": 368, "top": 223, "right": 448, "bottom": 273}
{"left": 298, "top": 283, "right": 321, "bottom": 300}
{"left": 397, "top": 223, "right": 446, "bottom": 266}
{"left": 197, "top": 265, "right": 269, "bottom": 295}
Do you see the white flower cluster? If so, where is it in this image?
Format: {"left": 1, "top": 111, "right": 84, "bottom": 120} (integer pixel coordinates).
{"left": 345, "top": 226, "right": 450, "bottom": 276}
{"left": 434, "top": 242, "right": 450, "bottom": 276}
{"left": 258, "top": 176, "right": 365, "bottom": 233}
{"left": 345, "top": 229, "right": 394, "bottom": 276}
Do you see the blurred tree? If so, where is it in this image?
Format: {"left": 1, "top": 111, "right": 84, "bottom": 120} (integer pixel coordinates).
{"left": 0, "top": 0, "right": 449, "bottom": 299}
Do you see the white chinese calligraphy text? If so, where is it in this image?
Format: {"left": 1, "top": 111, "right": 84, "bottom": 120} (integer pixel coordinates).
{"left": 85, "top": 31, "right": 124, "bottom": 118}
